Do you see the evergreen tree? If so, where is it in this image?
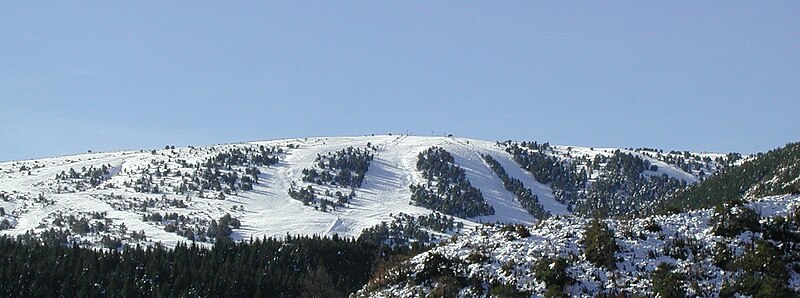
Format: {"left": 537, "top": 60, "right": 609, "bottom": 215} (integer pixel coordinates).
{"left": 534, "top": 257, "right": 573, "bottom": 298}
{"left": 723, "top": 240, "right": 795, "bottom": 296}
{"left": 582, "top": 218, "right": 618, "bottom": 269}
{"left": 652, "top": 263, "right": 686, "bottom": 298}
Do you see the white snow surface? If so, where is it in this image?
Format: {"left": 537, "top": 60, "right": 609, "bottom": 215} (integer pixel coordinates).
{"left": 0, "top": 136, "right": 544, "bottom": 245}
{"left": 0, "top": 135, "right": 704, "bottom": 247}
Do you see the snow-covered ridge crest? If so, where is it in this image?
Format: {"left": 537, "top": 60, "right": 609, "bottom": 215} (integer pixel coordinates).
{"left": 0, "top": 135, "right": 725, "bottom": 248}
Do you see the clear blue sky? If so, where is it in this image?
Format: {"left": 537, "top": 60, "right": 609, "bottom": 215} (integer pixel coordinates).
{"left": 2, "top": 2, "right": 798, "bottom": 161}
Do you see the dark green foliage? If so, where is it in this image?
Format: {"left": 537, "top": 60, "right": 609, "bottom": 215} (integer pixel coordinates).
{"left": 604, "top": 150, "right": 652, "bottom": 178}
{"left": 302, "top": 147, "right": 373, "bottom": 188}
{"left": 709, "top": 199, "right": 761, "bottom": 237}
{"left": 0, "top": 219, "right": 11, "bottom": 230}
{"left": 415, "top": 253, "right": 453, "bottom": 283}
{"left": 762, "top": 214, "right": 800, "bottom": 243}
{"left": 290, "top": 147, "right": 369, "bottom": 210}
{"left": 504, "top": 142, "right": 687, "bottom": 217}
{"left": 504, "top": 141, "right": 583, "bottom": 206}
{"left": 152, "top": 145, "right": 279, "bottom": 196}
{"left": 633, "top": 148, "right": 740, "bottom": 180}
{"left": 581, "top": 171, "right": 686, "bottom": 217}
{"left": 466, "top": 251, "right": 488, "bottom": 264}
{"left": 287, "top": 185, "right": 317, "bottom": 205}
{"left": 722, "top": 240, "right": 796, "bottom": 297}
{"left": 534, "top": 257, "right": 573, "bottom": 298}
{"left": 482, "top": 154, "right": 550, "bottom": 219}
{"left": 663, "top": 234, "right": 701, "bottom": 260}
{"left": 580, "top": 150, "right": 686, "bottom": 217}
{"left": 69, "top": 217, "right": 91, "bottom": 235}
{"left": 515, "top": 224, "right": 531, "bottom": 238}
{"left": 644, "top": 220, "right": 662, "bottom": 232}
{"left": 359, "top": 212, "right": 461, "bottom": 251}
{"left": 489, "top": 283, "right": 531, "bottom": 298}
{"left": 651, "top": 263, "right": 686, "bottom": 298}
{"left": 143, "top": 212, "right": 239, "bottom": 242}
{"left": 100, "top": 235, "right": 122, "bottom": 249}
{"left": 130, "top": 230, "right": 147, "bottom": 242}
{"left": 410, "top": 147, "right": 494, "bottom": 218}
{"left": 298, "top": 266, "right": 344, "bottom": 298}
{"left": 666, "top": 142, "right": 800, "bottom": 212}
{"left": 0, "top": 233, "right": 379, "bottom": 297}
{"left": 712, "top": 242, "right": 735, "bottom": 270}
{"left": 582, "top": 218, "right": 618, "bottom": 269}
{"left": 415, "top": 252, "right": 467, "bottom": 297}
{"left": 240, "top": 175, "right": 253, "bottom": 191}
{"left": 209, "top": 213, "right": 240, "bottom": 239}
{"left": 206, "top": 146, "right": 280, "bottom": 168}
{"left": 55, "top": 164, "right": 112, "bottom": 190}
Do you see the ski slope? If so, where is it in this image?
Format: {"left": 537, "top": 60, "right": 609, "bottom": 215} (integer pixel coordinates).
{"left": 0, "top": 135, "right": 708, "bottom": 247}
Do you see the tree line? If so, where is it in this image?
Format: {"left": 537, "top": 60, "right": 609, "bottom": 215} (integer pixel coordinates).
{"left": 0, "top": 233, "right": 380, "bottom": 297}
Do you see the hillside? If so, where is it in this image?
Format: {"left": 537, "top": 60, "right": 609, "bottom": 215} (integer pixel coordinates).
{"left": 664, "top": 141, "right": 800, "bottom": 213}
{"left": 495, "top": 141, "right": 742, "bottom": 217}
{"left": 358, "top": 194, "right": 800, "bottom": 297}
{"left": 0, "top": 135, "right": 713, "bottom": 248}
{"left": 2, "top": 135, "right": 799, "bottom": 297}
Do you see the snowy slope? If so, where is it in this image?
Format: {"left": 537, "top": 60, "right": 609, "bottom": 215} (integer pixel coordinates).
{"left": 549, "top": 145, "right": 700, "bottom": 183}
{"left": 358, "top": 194, "right": 800, "bottom": 297}
{"left": 0, "top": 135, "right": 706, "bottom": 247}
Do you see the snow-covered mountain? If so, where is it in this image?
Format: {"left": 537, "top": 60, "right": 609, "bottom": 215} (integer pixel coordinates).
{"left": 0, "top": 135, "right": 726, "bottom": 248}
{"left": 356, "top": 194, "right": 800, "bottom": 297}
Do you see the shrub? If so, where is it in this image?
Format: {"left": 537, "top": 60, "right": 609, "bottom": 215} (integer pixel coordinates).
{"left": 534, "top": 257, "right": 573, "bottom": 298}
{"left": 515, "top": 224, "right": 531, "bottom": 238}
{"left": 727, "top": 240, "right": 794, "bottom": 296}
{"left": 709, "top": 200, "right": 761, "bottom": 237}
{"left": 652, "top": 263, "right": 685, "bottom": 298}
{"left": 582, "top": 218, "right": 618, "bottom": 269}
{"left": 466, "top": 251, "right": 488, "bottom": 264}
{"left": 489, "top": 283, "right": 530, "bottom": 298}
{"left": 644, "top": 220, "right": 662, "bottom": 232}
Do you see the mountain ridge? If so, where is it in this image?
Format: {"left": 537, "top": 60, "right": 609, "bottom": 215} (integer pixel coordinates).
{"left": 0, "top": 135, "right": 736, "bottom": 248}
{"left": 3, "top": 135, "right": 799, "bottom": 297}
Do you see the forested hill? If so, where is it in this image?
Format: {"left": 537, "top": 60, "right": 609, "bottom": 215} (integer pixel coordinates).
{"left": 2, "top": 135, "right": 800, "bottom": 297}
{"left": 663, "top": 141, "right": 800, "bottom": 213}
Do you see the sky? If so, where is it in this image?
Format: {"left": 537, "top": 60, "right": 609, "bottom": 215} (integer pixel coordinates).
{"left": 1, "top": 2, "right": 798, "bottom": 161}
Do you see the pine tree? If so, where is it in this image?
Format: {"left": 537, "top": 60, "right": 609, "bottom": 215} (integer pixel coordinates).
{"left": 582, "top": 218, "right": 618, "bottom": 269}
{"left": 652, "top": 263, "right": 686, "bottom": 298}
